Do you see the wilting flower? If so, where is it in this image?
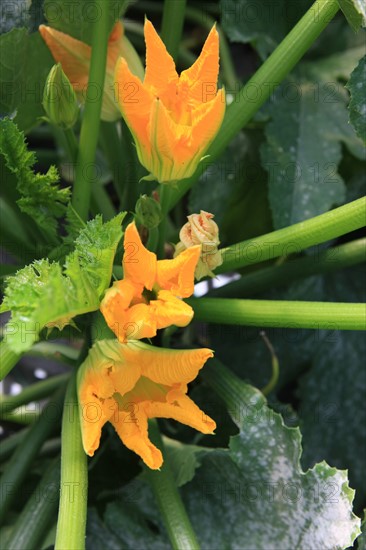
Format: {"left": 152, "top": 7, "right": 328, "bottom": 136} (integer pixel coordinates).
{"left": 115, "top": 19, "right": 226, "bottom": 184}
{"left": 77, "top": 339, "right": 215, "bottom": 469}
{"left": 100, "top": 222, "right": 200, "bottom": 342}
{"left": 175, "top": 211, "right": 223, "bottom": 280}
{"left": 39, "top": 21, "right": 144, "bottom": 121}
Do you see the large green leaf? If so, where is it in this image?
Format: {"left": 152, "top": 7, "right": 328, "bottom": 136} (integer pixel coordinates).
{"left": 298, "top": 266, "right": 366, "bottom": 509}
{"left": 346, "top": 55, "right": 366, "bottom": 145}
{"left": 260, "top": 80, "right": 365, "bottom": 229}
{"left": 189, "top": 131, "right": 272, "bottom": 244}
{"left": 220, "top": 0, "right": 311, "bottom": 60}
{"left": 0, "top": 213, "right": 124, "bottom": 353}
{"left": 88, "top": 362, "right": 361, "bottom": 549}
{"left": 43, "top": 0, "right": 129, "bottom": 45}
{"left": 0, "top": 30, "right": 54, "bottom": 131}
{"left": 338, "top": 0, "right": 366, "bottom": 31}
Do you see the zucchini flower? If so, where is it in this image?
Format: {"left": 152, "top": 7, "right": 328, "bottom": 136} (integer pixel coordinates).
{"left": 39, "top": 21, "right": 144, "bottom": 121}
{"left": 77, "top": 339, "right": 216, "bottom": 469}
{"left": 100, "top": 222, "right": 200, "bottom": 342}
{"left": 114, "top": 19, "right": 226, "bottom": 184}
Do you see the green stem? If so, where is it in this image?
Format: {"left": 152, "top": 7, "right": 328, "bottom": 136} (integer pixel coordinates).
{"left": 0, "top": 373, "right": 70, "bottom": 414}
{"left": 4, "top": 457, "right": 60, "bottom": 550}
{"left": 0, "top": 342, "right": 21, "bottom": 380}
{"left": 0, "top": 428, "right": 30, "bottom": 463}
{"left": 71, "top": 0, "right": 110, "bottom": 220}
{"left": 260, "top": 332, "right": 280, "bottom": 396}
{"left": 63, "top": 127, "right": 79, "bottom": 163}
{"left": 210, "top": 238, "right": 366, "bottom": 298}
{"left": 146, "top": 226, "right": 159, "bottom": 252}
{"left": 200, "top": 358, "right": 259, "bottom": 421}
{"left": 55, "top": 372, "right": 88, "bottom": 550}
{"left": 145, "top": 420, "right": 201, "bottom": 550}
{"left": 0, "top": 408, "right": 40, "bottom": 425}
{"left": 166, "top": 0, "right": 340, "bottom": 211}
{"left": 0, "top": 385, "right": 66, "bottom": 522}
{"left": 100, "top": 121, "right": 125, "bottom": 203}
{"left": 161, "top": 0, "right": 187, "bottom": 61}
{"left": 157, "top": 185, "right": 173, "bottom": 258}
{"left": 217, "top": 197, "right": 366, "bottom": 273}
{"left": 187, "top": 298, "right": 366, "bottom": 331}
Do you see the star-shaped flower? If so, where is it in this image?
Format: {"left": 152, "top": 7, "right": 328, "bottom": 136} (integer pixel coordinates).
{"left": 100, "top": 222, "right": 201, "bottom": 342}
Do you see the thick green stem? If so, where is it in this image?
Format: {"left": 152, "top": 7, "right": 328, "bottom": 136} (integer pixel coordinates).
{"left": 0, "top": 342, "right": 21, "bottom": 380}
{"left": 0, "top": 373, "right": 70, "bottom": 414}
{"left": 161, "top": 0, "right": 187, "bottom": 61}
{"left": 4, "top": 457, "right": 60, "bottom": 550}
{"left": 100, "top": 121, "right": 126, "bottom": 203}
{"left": 71, "top": 0, "right": 110, "bottom": 220}
{"left": 187, "top": 298, "right": 366, "bottom": 331}
{"left": 217, "top": 197, "right": 366, "bottom": 273}
{"left": 145, "top": 420, "right": 201, "bottom": 550}
{"left": 0, "top": 385, "right": 66, "bottom": 522}
{"left": 166, "top": 0, "right": 340, "bottom": 211}
{"left": 210, "top": 238, "right": 366, "bottom": 298}
{"left": 55, "top": 372, "right": 88, "bottom": 550}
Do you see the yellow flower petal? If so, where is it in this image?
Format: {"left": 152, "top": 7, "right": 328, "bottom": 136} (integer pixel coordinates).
{"left": 114, "top": 57, "right": 154, "bottom": 158}
{"left": 151, "top": 290, "right": 194, "bottom": 330}
{"left": 156, "top": 246, "right": 201, "bottom": 297}
{"left": 123, "top": 222, "right": 157, "bottom": 290}
{"left": 179, "top": 25, "right": 220, "bottom": 102}
{"left": 110, "top": 406, "right": 163, "bottom": 469}
{"left": 146, "top": 391, "right": 216, "bottom": 434}
{"left": 39, "top": 25, "right": 90, "bottom": 91}
{"left": 128, "top": 341, "right": 214, "bottom": 386}
{"left": 143, "top": 19, "right": 178, "bottom": 100}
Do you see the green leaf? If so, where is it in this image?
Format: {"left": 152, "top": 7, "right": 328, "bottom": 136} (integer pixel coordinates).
{"left": 0, "top": 30, "right": 54, "bottom": 131}
{"left": 298, "top": 266, "right": 366, "bottom": 509}
{"left": 346, "top": 55, "right": 366, "bottom": 144}
{"left": 338, "top": 0, "right": 366, "bottom": 32}
{"left": 0, "top": 118, "right": 69, "bottom": 241}
{"left": 357, "top": 512, "right": 366, "bottom": 550}
{"left": 43, "top": 0, "right": 130, "bottom": 45}
{"left": 94, "top": 361, "right": 361, "bottom": 549}
{"left": 220, "top": 0, "right": 311, "bottom": 60}
{"left": 189, "top": 131, "right": 272, "bottom": 243}
{"left": 1, "top": 213, "right": 124, "bottom": 353}
{"left": 260, "top": 81, "right": 364, "bottom": 228}
{"left": 162, "top": 437, "right": 211, "bottom": 488}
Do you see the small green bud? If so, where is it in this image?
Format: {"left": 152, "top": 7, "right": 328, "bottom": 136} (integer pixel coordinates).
{"left": 135, "top": 194, "right": 162, "bottom": 229}
{"left": 42, "top": 63, "right": 79, "bottom": 129}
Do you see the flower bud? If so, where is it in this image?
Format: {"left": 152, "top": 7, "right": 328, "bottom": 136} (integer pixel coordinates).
{"left": 135, "top": 194, "right": 162, "bottom": 229}
{"left": 42, "top": 63, "right": 79, "bottom": 129}
{"left": 174, "top": 211, "right": 223, "bottom": 280}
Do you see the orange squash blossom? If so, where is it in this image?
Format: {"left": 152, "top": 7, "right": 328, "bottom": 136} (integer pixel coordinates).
{"left": 39, "top": 21, "right": 143, "bottom": 121}
{"left": 115, "top": 18, "right": 226, "bottom": 183}
{"left": 100, "top": 222, "right": 200, "bottom": 342}
{"left": 77, "top": 339, "right": 216, "bottom": 469}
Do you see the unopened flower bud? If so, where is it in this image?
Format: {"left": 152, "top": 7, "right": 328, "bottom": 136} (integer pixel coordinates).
{"left": 135, "top": 194, "right": 162, "bottom": 229}
{"left": 175, "top": 211, "right": 223, "bottom": 280}
{"left": 42, "top": 63, "right": 79, "bottom": 129}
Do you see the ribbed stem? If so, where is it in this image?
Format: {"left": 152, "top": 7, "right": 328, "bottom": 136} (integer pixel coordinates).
{"left": 210, "top": 238, "right": 366, "bottom": 298}
{"left": 71, "top": 0, "right": 111, "bottom": 220}
{"left": 161, "top": 0, "right": 187, "bottom": 61}
{"left": 55, "top": 372, "right": 88, "bottom": 550}
{"left": 0, "top": 385, "right": 66, "bottom": 522}
{"left": 187, "top": 298, "right": 366, "bottom": 331}
{"left": 0, "top": 342, "right": 21, "bottom": 380}
{"left": 217, "top": 197, "right": 366, "bottom": 273}
{"left": 0, "top": 373, "right": 70, "bottom": 414}
{"left": 145, "top": 420, "right": 201, "bottom": 550}
{"left": 4, "top": 457, "right": 60, "bottom": 550}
